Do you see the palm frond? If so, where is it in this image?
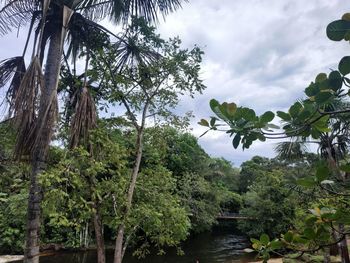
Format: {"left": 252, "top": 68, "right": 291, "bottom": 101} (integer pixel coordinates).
{"left": 76, "top": 0, "right": 185, "bottom": 24}
{"left": 114, "top": 34, "right": 161, "bottom": 71}
{"left": 275, "top": 140, "right": 308, "bottom": 161}
{"left": 69, "top": 86, "right": 97, "bottom": 152}
{"left": 0, "top": 0, "right": 41, "bottom": 35}
{"left": 0, "top": 56, "right": 26, "bottom": 112}
{"left": 112, "top": 21, "right": 163, "bottom": 72}
{"left": 66, "top": 12, "right": 110, "bottom": 61}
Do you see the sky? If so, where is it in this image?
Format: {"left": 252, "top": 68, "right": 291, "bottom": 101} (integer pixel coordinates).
{"left": 0, "top": 0, "right": 349, "bottom": 166}
{"left": 157, "top": 0, "right": 350, "bottom": 165}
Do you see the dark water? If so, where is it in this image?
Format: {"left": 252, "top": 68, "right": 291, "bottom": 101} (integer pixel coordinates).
{"left": 15, "top": 224, "right": 251, "bottom": 263}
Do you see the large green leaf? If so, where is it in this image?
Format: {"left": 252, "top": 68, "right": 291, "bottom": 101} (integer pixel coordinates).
{"left": 283, "top": 232, "right": 293, "bottom": 243}
{"left": 328, "top": 71, "right": 343, "bottom": 91}
{"left": 226, "top": 103, "right": 237, "bottom": 116}
{"left": 260, "top": 234, "right": 270, "bottom": 245}
{"left": 289, "top": 102, "right": 302, "bottom": 118}
{"left": 270, "top": 240, "right": 283, "bottom": 250}
{"left": 198, "top": 119, "right": 209, "bottom": 127}
{"left": 316, "top": 164, "right": 329, "bottom": 182}
{"left": 232, "top": 133, "right": 241, "bottom": 149}
{"left": 303, "top": 227, "right": 316, "bottom": 240}
{"left": 327, "top": 20, "right": 350, "bottom": 41}
{"left": 338, "top": 56, "right": 350, "bottom": 75}
{"left": 260, "top": 111, "right": 275, "bottom": 123}
{"left": 315, "top": 73, "right": 327, "bottom": 83}
{"left": 315, "top": 90, "right": 333, "bottom": 104}
{"left": 312, "top": 115, "right": 330, "bottom": 132}
{"left": 277, "top": 111, "right": 291, "bottom": 121}
{"left": 297, "top": 177, "right": 317, "bottom": 188}
{"left": 241, "top": 108, "right": 256, "bottom": 121}
{"left": 210, "top": 99, "right": 229, "bottom": 121}
{"left": 305, "top": 83, "right": 320, "bottom": 97}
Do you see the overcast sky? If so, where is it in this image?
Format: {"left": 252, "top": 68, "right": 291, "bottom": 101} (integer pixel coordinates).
{"left": 157, "top": 0, "right": 349, "bottom": 165}
{"left": 0, "top": 0, "right": 349, "bottom": 166}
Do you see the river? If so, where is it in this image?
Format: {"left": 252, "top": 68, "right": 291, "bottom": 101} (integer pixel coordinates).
{"left": 14, "top": 223, "right": 251, "bottom": 263}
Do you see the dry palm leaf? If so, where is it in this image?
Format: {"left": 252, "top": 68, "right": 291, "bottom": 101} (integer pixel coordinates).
{"left": 13, "top": 56, "right": 43, "bottom": 159}
{"left": 0, "top": 56, "right": 26, "bottom": 113}
{"left": 69, "top": 86, "right": 97, "bottom": 152}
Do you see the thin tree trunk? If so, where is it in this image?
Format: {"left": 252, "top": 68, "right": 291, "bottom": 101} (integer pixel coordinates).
{"left": 84, "top": 222, "right": 89, "bottom": 248}
{"left": 325, "top": 147, "right": 350, "bottom": 263}
{"left": 331, "top": 229, "right": 339, "bottom": 256}
{"left": 114, "top": 130, "right": 144, "bottom": 263}
{"left": 93, "top": 203, "right": 106, "bottom": 263}
{"left": 24, "top": 27, "right": 63, "bottom": 263}
{"left": 339, "top": 224, "right": 350, "bottom": 263}
{"left": 324, "top": 247, "right": 331, "bottom": 263}
{"left": 114, "top": 225, "right": 125, "bottom": 263}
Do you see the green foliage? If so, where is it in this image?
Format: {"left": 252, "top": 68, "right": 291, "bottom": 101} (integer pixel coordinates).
{"left": 238, "top": 156, "right": 271, "bottom": 193}
{"left": 326, "top": 15, "right": 350, "bottom": 41}
{"left": 247, "top": 234, "right": 283, "bottom": 263}
{"left": 91, "top": 18, "right": 205, "bottom": 128}
{"left": 0, "top": 123, "right": 29, "bottom": 253}
{"left": 200, "top": 99, "right": 273, "bottom": 149}
{"left": 40, "top": 127, "right": 129, "bottom": 247}
{"left": 238, "top": 169, "right": 296, "bottom": 239}
{"left": 204, "top": 10, "right": 350, "bottom": 263}
{"left": 131, "top": 166, "right": 190, "bottom": 255}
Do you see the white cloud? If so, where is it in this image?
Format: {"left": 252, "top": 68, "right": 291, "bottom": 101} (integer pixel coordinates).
{"left": 156, "top": 0, "right": 349, "bottom": 165}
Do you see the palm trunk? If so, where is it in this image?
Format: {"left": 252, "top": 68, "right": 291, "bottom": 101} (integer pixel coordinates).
{"left": 24, "top": 161, "right": 44, "bottom": 263}
{"left": 93, "top": 203, "right": 106, "bottom": 263}
{"left": 24, "top": 27, "right": 63, "bottom": 263}
{"left": 114, "top": 130, "right": 144, "bottom": 263}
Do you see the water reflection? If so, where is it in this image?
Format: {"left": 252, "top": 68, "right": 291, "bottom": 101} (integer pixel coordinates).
{"left": 15, "top": 224, "right": 250, "bottom": 263}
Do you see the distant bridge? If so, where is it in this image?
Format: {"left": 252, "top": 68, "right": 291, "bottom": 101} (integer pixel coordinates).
{"left": 216, "top": 213, "right": 254, "bottom": 220}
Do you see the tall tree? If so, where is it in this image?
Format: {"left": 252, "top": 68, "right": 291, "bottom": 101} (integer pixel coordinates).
{"left": 0, "top": 1, "right": 186, "bottom": 262}
{"left": 91, "top": 19, "right": 205, "bottom": 263}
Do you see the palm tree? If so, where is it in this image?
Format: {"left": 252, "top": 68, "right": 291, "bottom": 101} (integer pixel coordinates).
{"left": 0, "top": 1, "right": 186, "bottom": 262}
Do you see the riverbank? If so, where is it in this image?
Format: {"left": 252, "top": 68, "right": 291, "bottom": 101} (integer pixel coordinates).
{"left": 0, "top": 255, "right": 23, "bottom": 263}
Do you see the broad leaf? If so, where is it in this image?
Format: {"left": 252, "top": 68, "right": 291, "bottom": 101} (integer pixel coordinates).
{"left": 339, "top": 56, "right": 350, "bottom": 75}
{"left": 226, "top": 103, "right": 237, "bottom": 116}
{"left": 315, "top": 73, "right": 327, "bottom": 83}
{"left": 328, "top": 71, "right": 343, "bottom": 91}
{"left": 305, "top": 83, "right": 319, "bottom": 97}
{"left": 260, "top": 234, "right": 270, "bottom": 245}
{"left": 327, "top": 20, "right": 350, "bottom": 41}
{"left": 270, "top": 240, "right": 283, "bottom": 250}
{"left": 283, "top": 232, "right": 293, "bottom": 243}
{"left": 232, "top": 133, "right": 241, "bottom": 149}
{"left": 315, "top": 90, "right": 333, "bottom": 104}
{"left": 198, "top": 119, "right": 209, "bottom": 127}
{"left": 316, "top": 164, "right": 329, "bottom": 182}
{"left": 289, "top": 102, "right": 302, "bottom": 118}
{"left": 297, "top": 177, "right": 317, "bottom": 188}
{"left": 277, "top": 111, "right": 291, "bottom": 121}
{"left": 260, "top": 111, "right": 275, "bottom": 123}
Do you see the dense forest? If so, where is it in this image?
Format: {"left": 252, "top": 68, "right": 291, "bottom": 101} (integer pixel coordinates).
{"left": 0, "top": 118, "right": 321, "bottom": 259}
